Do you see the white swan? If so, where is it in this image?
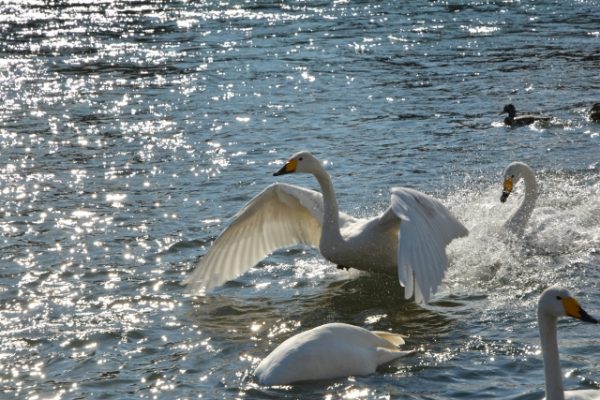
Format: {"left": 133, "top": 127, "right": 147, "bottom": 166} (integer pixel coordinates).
{"left": 537, "top": 287, "right": 599, "bottom": 400}
{"left": 186, "top": 151, "right": 468, "bottom": 304}
{"left": 500, "top": 161, "right": 538, "bottom": 235}
{"left": 254, "top": 322, "right": 412, "bottom": 385}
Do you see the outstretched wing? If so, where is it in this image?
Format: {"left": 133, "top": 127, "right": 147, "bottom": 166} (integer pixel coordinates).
{"left": 186, "top": 183, "right": 324, "bottom": 294}
{"left": 390, "top": 187, "right": 468, "bottom": 304}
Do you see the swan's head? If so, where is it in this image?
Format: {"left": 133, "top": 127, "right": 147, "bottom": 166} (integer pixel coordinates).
{"left": 500, "top": 161, "right": 531, "bottom": 203}
{"left": 538, "top": 287, "right": 598, "bottom": 323}
{"left": 273, "top": 151, "right": 322, "bottom": 176}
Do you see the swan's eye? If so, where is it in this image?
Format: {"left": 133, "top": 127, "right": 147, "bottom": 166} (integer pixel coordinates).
{"left": 511, "top": 174, "right": 515, "bottom": 178}
{"left": 556, "top": 296, "right": 562, "bottom": 300}
{"left": 299, "top": 157, "right": 303, "bottom": 161}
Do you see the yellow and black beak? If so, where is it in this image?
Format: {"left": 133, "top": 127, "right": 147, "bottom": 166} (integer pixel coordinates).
{"left": 273, "top": 158, "right": 297, "bottom": 176}
{"left": 500, "top": 177, "right": 513, "bottom": 203}
{"left": 563, "top": 297, "right": 598, "bottom": 324}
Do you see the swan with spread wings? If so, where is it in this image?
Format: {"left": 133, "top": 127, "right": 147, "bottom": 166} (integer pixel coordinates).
{"left": 186, "top": 151, "right": 468, "bottom": 304}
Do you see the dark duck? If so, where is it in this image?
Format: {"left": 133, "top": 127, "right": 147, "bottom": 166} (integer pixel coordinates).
{"left": 500, "top": 104, "right": 551, "bottom": 127}
{"left": 589, "top": 103, "right": 600, "bottom": 122}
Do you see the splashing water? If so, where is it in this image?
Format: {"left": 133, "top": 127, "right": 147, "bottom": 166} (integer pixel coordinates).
{"left": 444, "top": 169, "right": 600, "bottom": 310}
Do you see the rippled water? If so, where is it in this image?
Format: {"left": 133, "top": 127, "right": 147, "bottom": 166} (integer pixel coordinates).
{"left": 1, "top": 0, "right": 599, "bottom": 398}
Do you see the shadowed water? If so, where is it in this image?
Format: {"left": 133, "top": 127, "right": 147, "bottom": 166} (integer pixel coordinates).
{"left": 0, "top": 0, "right": 599, "bottom": 398}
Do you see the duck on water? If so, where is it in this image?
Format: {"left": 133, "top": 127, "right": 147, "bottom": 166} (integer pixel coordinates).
{"left": 500, "top": 104, "right": 551, "bottom": 127}
{"left": 589, "top": 103, "right": 600, "bottom": 122}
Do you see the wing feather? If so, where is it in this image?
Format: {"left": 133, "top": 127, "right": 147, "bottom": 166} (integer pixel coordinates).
{"left": 391, "top": 187, "right": 468, "bottom": 304}
{"left": 186, "top": 183, "right": 324, "bottom": 294}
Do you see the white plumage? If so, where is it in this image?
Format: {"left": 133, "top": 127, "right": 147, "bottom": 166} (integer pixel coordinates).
{"left": 537, "top": 287, "right": 599, "bottom": 400}
{"left": 186, "top": 151, "right": 468, "bottom": 304}
{"left": 500, "top": 161, "right": 538, "bottom": 235}
{"left": 254, "top": 322, "right": 412, "bottom": 385}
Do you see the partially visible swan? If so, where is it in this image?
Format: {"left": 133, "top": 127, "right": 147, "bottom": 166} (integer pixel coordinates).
{"left": 255, "top": 322, "right": 412, "bottom": 385}
{"left": 500, "top": 161, "right": 538, "bottom": 235}
{"left": 537, "top": 287, "right": 599, "bottom": 400}
{"left": 500, "top": 104, "right": 551, "bottom": 127}
{"left": 186, "top": 151, "right": 468, "bottom": 304}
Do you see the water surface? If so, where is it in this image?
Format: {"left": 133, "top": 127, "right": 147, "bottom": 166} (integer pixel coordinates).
{"left": 1, "top": 1, "right": 599, "bottom": 398}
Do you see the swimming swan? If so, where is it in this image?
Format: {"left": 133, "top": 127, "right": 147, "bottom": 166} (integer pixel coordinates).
{"left": 537, "top": 287, "right": 599, "bottom": 400}
{"left": 186, "top": 151, "right": 468, "bottom": 304}
{"left": 254, "top": 322, "right": 412, "bottom": 385}
{"left": 500, "top": 161, "right": 538, "bottom": 236}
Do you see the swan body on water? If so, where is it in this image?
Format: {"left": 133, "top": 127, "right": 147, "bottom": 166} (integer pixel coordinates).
{"left": 537, "top": 287, "right": 599, "bottom": 400}
{"left": 186, "top": 151, "right": 468, "bottom": 304}
{"left": 254, "top": 322, "right": 412, "bottom": 385}
{"left": 500, "top": 161, "right": 538, "bottom": 235}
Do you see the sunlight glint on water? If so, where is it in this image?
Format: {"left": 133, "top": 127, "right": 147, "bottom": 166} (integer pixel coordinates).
{"left": 0, "top": 0, "right": 599, "bottom": 398}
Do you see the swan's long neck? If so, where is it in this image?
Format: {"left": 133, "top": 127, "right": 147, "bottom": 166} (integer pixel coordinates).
{"left": 506, "top": 167, "right": 538, "bottom": 234}
{"left": 538, "top": 312, "right": 564, "bottom": 400}
{"left": 313, "top": 166, "right": 343, "bottom": 242}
